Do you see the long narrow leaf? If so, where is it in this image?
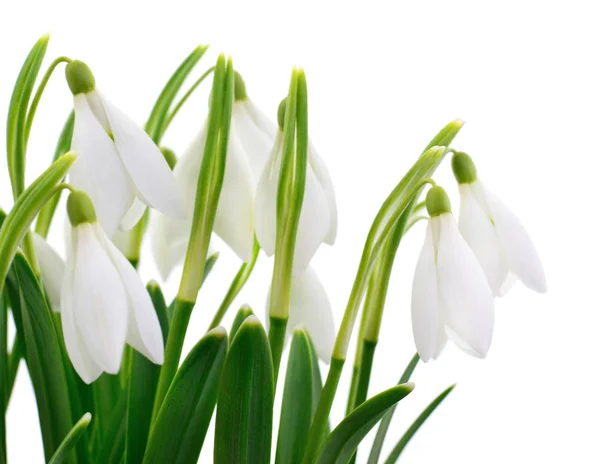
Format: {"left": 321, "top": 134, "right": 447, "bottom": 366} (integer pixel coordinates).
{"left": 95, "top": 393, "right": 127, "bottom": 464}
{"left": 143, "top": 327, "right": 228, "bottom": 464}
{"left": 48, "top": 412, "right": 92, "bottom": 464}
{"left": 315, "top": 383, "right": 414, "bottom": 464}
{"left": 215, "top": 316, "right": 273, "bottom": 463}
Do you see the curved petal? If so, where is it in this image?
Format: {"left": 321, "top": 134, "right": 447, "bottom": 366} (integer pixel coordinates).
{"left": 287, "top": 267, "right": 335, "bottom": 362}
{"left": 483, "top": 186, "right": 547, "bottom": 293}
{"left": 174, "top": 126, "right": 207, "bottom": 217}
{"left": 254, "top": 133, "right": 283, "bottom": 256}
{"left": 70, "top": 94, "right": 135, "bottom": 237}
{"left": 231, "top": 101, "right": 276, "bottom": 180}
{"left": 72, "top": 224, "right": 128, "bottom": 373}
{"left": 436, "top": 214, "right": 495, "bottom": 358}
{"left": 308, "top": 142, "right": 337, "bottom": 245}
{"left": 100, "top": 226, "right": 164, "bottom": 364}
{"left": 61, "top": 234, "right": 103, "bottom": 383}
{"left": 100, "top": 93, "right": 185, "bottom": 220}
{"left": 32, "top": 233, "right": 64, "bottom": 312}
{"left": 458, "top": 184, "right": 509, "bottom": 296}
{"left": 150, "top": 211, "right": 191, "bottom": 281}
{"left": 411, "top": 221, "right": 443, "bottom": 362}
{"left": 213, "top": 134, "right": 256, "bottom": 262}
{"left": 291, "top": 167, "right": 330, "bottom": 276}
{"left": 120, "top": 197, "right": 146, "bottom": 231}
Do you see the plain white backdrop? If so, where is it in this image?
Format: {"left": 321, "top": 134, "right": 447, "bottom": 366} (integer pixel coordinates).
{"left": 1, "top": 0, "right": 598, "bottom": 462}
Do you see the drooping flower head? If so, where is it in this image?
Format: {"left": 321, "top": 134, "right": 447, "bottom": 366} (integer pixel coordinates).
{"left": 254, "top": 98, "right": 337, "bottom": 276}
{"left": 151, "top": 71, "right": 277, "bottom": 279}
{"left": 65, "top": 60, "right": 184, "bottom": 237}
{"left": 35, "top": 191, "right": 165, "bottom": 383}
{"left": 411, "top": 186, "right": 495, "bottom": 361}
{"left": 452, "top": 151, "right": 546, "bottom": 296}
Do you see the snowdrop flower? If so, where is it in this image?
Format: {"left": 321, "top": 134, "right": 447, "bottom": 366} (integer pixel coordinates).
{"left": 65, "top": 60, "right": 184, "bottom": 237}
{"left": 451, "top": 151, "right": 546, "bottom": 296}
{"left": 255, "top": 100, "right": 337, "bottom": 276}
{"left": 151, "top": 72, "right": 276, "bottom": 279}
{"left": 411, "top": 186, "right": 495, "bottom": 362}
{"left": 267, "top": 266, "right": 335, "bottom": 362}
{"left": 35, "top": 191, "right": 164, "bottom": 383}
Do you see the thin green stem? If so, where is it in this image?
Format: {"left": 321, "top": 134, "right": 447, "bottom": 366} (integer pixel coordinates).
{"left": 166, "top": 67, "right": 215, "bottom": 127}
{"left": 24, "top": 56, "right": 71, "bottom": 148}
{"left": 268, "top": 316, "right": 288, "bottom": 383}
{"left": 208, "top": 239, "right": 259, "bottom": 330}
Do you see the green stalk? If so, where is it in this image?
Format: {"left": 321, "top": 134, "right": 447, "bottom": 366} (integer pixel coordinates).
{"left": 208, "top": 238, "right": 259, "bottom": 330}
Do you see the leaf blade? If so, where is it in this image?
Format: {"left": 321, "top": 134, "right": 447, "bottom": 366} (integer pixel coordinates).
{"left": 48, "top": 412, "right": 92, "bottom": 464}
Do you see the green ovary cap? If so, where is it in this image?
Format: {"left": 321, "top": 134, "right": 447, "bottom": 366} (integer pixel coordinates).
{"left": 234, "top": 71, "right": 248, "bottom": 101}
{"left": 277, "top": 98, "right": 287, "bottom": 130}
{"left": 65, "top": 60, "right": 96, "bottom": 95}
{"left": 426, "top": 186, "right": 452, "bottom": 217}
{"left": 160, "top": 147, "right": 177, "bottom": 170}
{"left": 451, "top": 151, "right": 478, "bottom": 184}
{"left": 67, "top": 191, "right": 97, "bottom": 226}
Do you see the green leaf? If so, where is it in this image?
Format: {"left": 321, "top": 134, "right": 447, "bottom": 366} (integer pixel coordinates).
{"left": 145, "top": 45, "right": 209, "bottom": 143}
{"left": 95, "top": 393, "right": 127, "bottom": 464}
{"left": 315, "top": 383, "right": 414, "bottom": 464}
{"left": 6, "top": 34, "right": 49, "bottom": 198}
{"left": 125, "top": 282, "right": 170, "bottom": 464}
{"left": 143, "top": 327, "right": 228, "bottom": 464}
{"left": 368, "top": 353, "right": 419, "bottom": 464}
{"left": 307, "top": 336, "right": 329, "bottom": 436}
{"left": 230, "top": 305, "right": 254, "bottom": 341}
{"left": 48, "top": 412, "right": 92, "bottom": 464}
{"left": 276, "top": 328, "right": 315, "bottom": 464}
{"left": 34, "top": 112, "right": 74, "bottom": 238}
{"left": 11, "top": 253, "right": 74, "bottom": 461}
{"left": 215, "top": 316, "right": 274, "bottom": 464}
{"left": 383, "top": 385, "right": 455, "bottom": 463}
{"left": 0, "top": 289, "right": 7, "bottom": 463}
{"left": 0, "top": 153, "right": 77, "bottom": 296}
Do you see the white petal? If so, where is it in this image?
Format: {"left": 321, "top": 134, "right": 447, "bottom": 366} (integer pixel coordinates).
{"left": 61, "top": 233, "right": 102, "bottom": 383}
{"left": 71, "top": 224, "right": 128, "bottom": 373}
{"left": 291, "top": 167, "right": 330, "bottom": 275}
{"left": 308, "top": 143, "right": 337, "bottom": 245}
{"left": 212, "top": 134, "right": 256, "bottom": 262}
{"left": 99, "top": 225, "right": 164, "bottom": 364}
{"left": 174, "top": 126, "right": 208, "bottom": 217}
{"left": 70, "top": 94, "right": 135, "bottom": 237}
{"left": 85, "top": 90, "right": 110, "bottom": 131}
{"left": 120, "top": 197, "right": 146, "bottom": 231}
{"left": 483, "top": 186, "right": 547, "bottom": 293}
{"left": 32, "top": 233, "right": 64, "bottom": 312}
{"left": 150, "top": 211, "right": 191, "bottom": 281}
{"left": 100, "top": 93, "right": 185, "bottom": 220}
{"left": 286, "top": 267, "right": 335, "bottom": 362}
{"left": 411, "top": 221, "right": 443, "bottom": 362}
{"left": 436, "top": 214, "right": 495, "bottom": 358}
{"left": 231, "top": 101, "right": 276, "bottom": 180}
{"left": 458, "top": 184, "right": 509, "bottom": 296}
{"left": 254, "top": 133, "right": 283, "bottom": 256}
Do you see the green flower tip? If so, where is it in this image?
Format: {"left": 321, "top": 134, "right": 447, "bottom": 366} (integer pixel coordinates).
{"left": 67, "top": 191, "right": 97, "bottom": 226}
{"left": 65, "top": 60, "right": 96, "bottom": 95}
{"left": 426, "top": 186, "right": 452, "bottom": 217}
{"left": 160, "top": 147, "right": 177, "bottom": 170}
{"left": 234, "top": 71, "right": 248, "bottom": 101}
{"left": 451, "top": 151, "right": 477, "bottom": 184}
{"left": 277, "top": 98, "right": 287, "bottom": 131}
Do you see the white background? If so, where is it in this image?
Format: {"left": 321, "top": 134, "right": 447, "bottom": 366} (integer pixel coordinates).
{"left": 1, "top": 0, "right": 598, "bottom": 462}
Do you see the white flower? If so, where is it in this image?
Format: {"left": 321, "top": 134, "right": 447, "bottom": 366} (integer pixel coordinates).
{"left": 452, "top": 152, "right": 546, "bottom": 296}
{"left": 151, "top": 86, "right": 276, "bottom": 280}
{"left": 34, "top": 192, "right": 164, "bottom": 383}
{"left": 411, "top": 187, "right": 495, "bottom": 362}
{"left": 267, "top": 266, "right": 335, "bottom": 362}
{"left": 66, "top": 60, "right": 183, "bottom": 237}
{"left": 255, "top": 133, "right": 337, "bottom": 276}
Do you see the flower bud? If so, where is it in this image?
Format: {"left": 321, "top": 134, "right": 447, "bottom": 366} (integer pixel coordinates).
{"left": 65, "top": 60, "right": 96, "bottom": 95}
{"left": 277, "top": 98, "right": 287, "bottom": 131}
{"left": 426, "top": 186, "right": 451, "bottom": 217}
{"left": 160, "top": 147, "right": 177, "bottom": 170}
{"left": 67, "top": 191, "right": 97, "bottom": 226}
{"left": 451, "top": 151, "right": 477, "bottom": 184}
{"left": 234, "top": 71, "right": 248, "bottom": 101}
